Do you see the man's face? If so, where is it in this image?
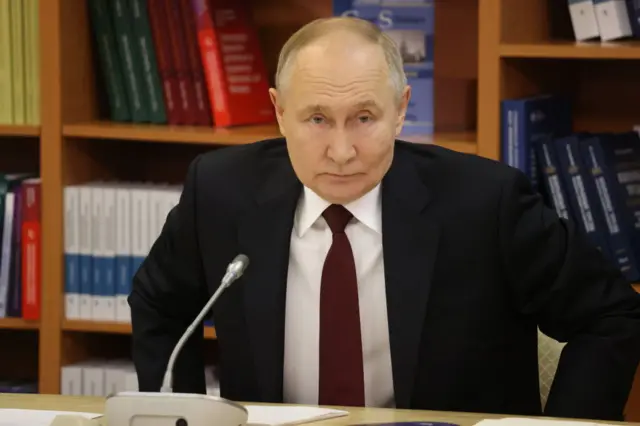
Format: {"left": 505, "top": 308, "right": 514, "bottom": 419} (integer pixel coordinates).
{"left": 269, "top": 33, "right": 411, "bottom": 204}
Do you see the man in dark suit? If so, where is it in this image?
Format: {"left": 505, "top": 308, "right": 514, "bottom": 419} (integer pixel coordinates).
{"left": 128, "top": 16, "right": 640, "bottom": 421}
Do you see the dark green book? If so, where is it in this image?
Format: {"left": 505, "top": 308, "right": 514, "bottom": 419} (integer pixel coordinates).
{"left": 130, "top": 0, "right": 167, "bottom": 124}
{"left": 109, "top": 0, "right": 151, "bottom": 122}
{"left": 88, "top": 0, "right": 131, "bottom": 121}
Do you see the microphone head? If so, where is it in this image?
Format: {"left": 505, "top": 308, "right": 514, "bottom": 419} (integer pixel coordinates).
{"left": 227, "top": 254, "right": 249, "bottom": 277}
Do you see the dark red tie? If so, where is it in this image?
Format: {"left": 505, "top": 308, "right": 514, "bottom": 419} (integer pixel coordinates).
{"left": 318, "top": 204, "right": 365, "bottom": 407}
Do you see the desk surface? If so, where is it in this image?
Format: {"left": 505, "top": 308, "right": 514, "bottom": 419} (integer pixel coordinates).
{"left": 0, "top": 393, "right": 631, "bottom": 426}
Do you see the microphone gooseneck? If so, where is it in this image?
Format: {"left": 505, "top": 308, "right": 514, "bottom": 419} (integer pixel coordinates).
{"left": 160, "top": 254, "right": 250, "bottom": 393}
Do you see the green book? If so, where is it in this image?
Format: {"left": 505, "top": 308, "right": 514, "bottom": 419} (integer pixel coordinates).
{"left": 10, "top": 0, "right": 25, "bottom": 124}
{"left": 0, "top": 2, "right": 13, "bottom": 124}
{"left": 24, "top": 0, "right": 40, "bottom": 125}
{"left": 109, "top": 0, "right": 151, "bottom": 122}
{"left": 130, "top": 0, "right": 167, "bottom": 124}
{"left": 88, "top": 0, "right": 131, "bottom": 122}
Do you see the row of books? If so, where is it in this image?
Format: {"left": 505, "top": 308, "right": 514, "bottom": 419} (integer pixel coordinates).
{"left": 0, "top": 0, "right": 40, "bottom": 126}
{"left": 0, "top": 174, "right": 41, "bottom": 320}
{"left": 88, "top": 0, "right": 273, "bottom": 128}
{"left": 61, "top": 359, "right": 219, "bottom": 397}
{"left": 569, "top": 0, "right": 640, "bottom": 42}
{"left": 500, "top": 93, "right": 640, "bottom": 282}
{"left": 63, "top": 181, "right": 182, "bottom": 323}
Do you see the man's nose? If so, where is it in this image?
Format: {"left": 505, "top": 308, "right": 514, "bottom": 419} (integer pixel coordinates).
{"left": 327, "top": 130, "right": 356, "bottom": 165}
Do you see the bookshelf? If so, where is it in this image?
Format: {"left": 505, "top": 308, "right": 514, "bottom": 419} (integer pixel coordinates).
{"left": 1, "top": 0, "right": 639, "bottom": 419}
{"left": 0, "top": 125, "right": 40, "bottom": 137}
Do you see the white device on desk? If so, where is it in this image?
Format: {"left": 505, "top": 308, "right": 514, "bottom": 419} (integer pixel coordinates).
{"left": 47, "top": 254, "right": 251, "bottom": 426}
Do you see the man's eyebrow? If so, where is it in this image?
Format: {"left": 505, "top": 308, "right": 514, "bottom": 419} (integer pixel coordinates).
{"left": 297, "top": 100, "right": 381, "bottom": 117}
{"left": 354, "top": 100, "right": 382, "bottom": 112}
{"left": 299, "top": 104, "right": 327, "bottom": 116}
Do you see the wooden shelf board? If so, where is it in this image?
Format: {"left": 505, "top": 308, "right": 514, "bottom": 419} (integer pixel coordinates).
{"left": 500, "top": 41, "right": 640, "bottom": 59}
{"left": 430, "top": 132, "right": 477, "bottom": 154}
{"left": 62, "top": 320, "right": 217, "bottom": 339}
{"left": 0, "top": 125, "right": 40, "bottom": 137}
{"left": 63, "top": 121, "right": 281, "bottom": 145}
{"left": 63, "top": 121, "right": 477, "bottom": 153}
{"left": 0, "top": 318, "right": 40, "bottom": 330}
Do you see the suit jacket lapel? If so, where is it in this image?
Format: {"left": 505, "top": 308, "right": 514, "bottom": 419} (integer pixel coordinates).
{"left": 237, "top": 148, "right": 301, "bottom": 403}
{"left": 382, "top": 145, "right": 440, "bottom": 408}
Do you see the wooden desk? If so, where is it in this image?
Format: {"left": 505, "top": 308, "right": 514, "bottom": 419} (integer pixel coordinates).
{"left": 2, "top": 393, "right": 640, "bottom": 426}
{"left": 0, "top": 393, "right": 516, "bottom": 426}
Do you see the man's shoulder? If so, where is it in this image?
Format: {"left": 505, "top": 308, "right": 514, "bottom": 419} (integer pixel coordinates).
{"left": 194, "top": 137, "right": 288, "bottom": 180}
{"left": 395, "top": 139, "right": 521, "bottom": 186}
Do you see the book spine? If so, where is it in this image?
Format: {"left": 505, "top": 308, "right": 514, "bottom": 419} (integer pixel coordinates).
{"left": 131, "top": 188, "right": 149, "bottom": 278}
{"left": 91, "top": 185, "right": 104, "bottom": 320}
{"left": 581, "top": 137, "right": 640, "bottom": 281}
{"left": 7, "top": 186, "right": 23, "bottom": 317}
{"left": 10, "top": 0, "right": 25, "bottom": 124}
{"left": 64, "top": 186, "right": 81, "bottom": 320}
{"left": 0, "top": 193, "right": 15, "bottom": 317}
{"left": 102, "top": 186, "right": 117, "bottom": 321}
{"left": 79, "top": 186, "right": 93, "bottom": 320}
{"left": 536, "top": 139, "right": 571, "bottom": 221}
{"left": 192, "top": 0, "right": 275, "bottom": 126}
{"left": 24, "top": 0, "right": 40, "bottom": 125}
{"left": 165, "top": 0, "right": 199, "bottom": 125}
{"left": 593, "top": 0, "right": 633, "bottom": 41}
{"left": 568, "top": 0, "right": 601, "bottom": 41}
{"left": 556, "top": 136, "right": 613, "bottom": 259}
{"left": 625, "top": 0, "right": 640, "bottom": 37}
{"left": 191, "top": 0, "right": 226, "bottom": 124}
{"left": 178, "top": 0, "right": 212, "bottom": 126}
{"left": 147, "top": 0, "right": 182, "bottom": 125}
{"left": 130, "top": 0, "right": 167, "bottom": 124}
{"left": 21, "top": 178, "right": 40, "bottom": 320}
{"left": 110, "top": 0, "right": 151, "bottom": 122}
{"left": 500, "top": 101, "right": 525, "bottom": 173}
{"left": 115, "top": 186, "right": 132, "bottom": 323}
{"left": 88, "top": 0, "right": 131, "bottom": 122}
{"left": 0, "top": 2, "right": 13, "bottom": 124}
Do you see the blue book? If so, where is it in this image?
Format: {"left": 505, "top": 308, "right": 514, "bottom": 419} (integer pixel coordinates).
{"left": 554, "top": 134, "right": 613, "bottom": 260}
{"left": 500, "top": 95, "right": 572, "bottom": 190}
{"left": 333, "top": 0, "right": 434, "bottom": 137}
{"left": 626, "top": 0, "right": 640, "bottom": 37}
{"left": 580, "top": 132, "right": 640, "bottom": 281}
{"left": 535, "top": 138, "right": 572, "bottom": 221}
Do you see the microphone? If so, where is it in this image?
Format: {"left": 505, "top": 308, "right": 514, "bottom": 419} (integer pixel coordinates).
{"left": 103, "top": 254, "right": 251, "bottom": 426}
{"left": 161, "top": 254, "right": 249, "bottom": 393}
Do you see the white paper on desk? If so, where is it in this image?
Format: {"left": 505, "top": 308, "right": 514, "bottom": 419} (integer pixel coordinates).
{"left": 474, "top": 418, "right": 611, "bottom": 426}
{"left": 245, "top": 405, "right": 348, "bottom": 426}
{"left": 0, "top": 409, "right": 102, "bottom": 426}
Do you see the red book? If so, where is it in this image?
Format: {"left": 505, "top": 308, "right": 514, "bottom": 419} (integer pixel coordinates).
{"left": 191, "top": 0, "right": 276, "bottom": 127}
{"left": 179, "top": 0, "right": 212, "bottom": 126}
{"left": 147, "top": 0, "right": 183, "bottom": 125}
{"left": 21, "top": 178, "right": 41, "bottom": 320}
{"left": 165, "top": 0, "right": 199, "bottom": 125}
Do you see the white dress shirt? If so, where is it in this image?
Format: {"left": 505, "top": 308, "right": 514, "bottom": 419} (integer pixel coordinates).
{"left": 283, "top": 184, "right": 395, "bottom": 408}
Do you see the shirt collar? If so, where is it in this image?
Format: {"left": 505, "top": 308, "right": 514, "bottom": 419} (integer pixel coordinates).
{"left": 294, "top": 183, "right": 382, "bottom": 237}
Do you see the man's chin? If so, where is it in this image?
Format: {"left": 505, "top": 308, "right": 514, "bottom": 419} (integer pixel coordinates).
{"left": 317, "top": 183, "right": 366, "bottom": 205}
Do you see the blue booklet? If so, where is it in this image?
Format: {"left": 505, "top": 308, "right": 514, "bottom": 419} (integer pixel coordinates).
{"left": 333, "top": 0, "right": 435, "bottom": 138}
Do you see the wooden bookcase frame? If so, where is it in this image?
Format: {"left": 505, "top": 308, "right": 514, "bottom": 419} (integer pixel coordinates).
{"left": 1, "top": 0, "right": 640, "bottom": 417}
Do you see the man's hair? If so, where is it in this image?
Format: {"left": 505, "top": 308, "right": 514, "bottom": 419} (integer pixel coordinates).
{"left": 274, "top": 16, "right": 407, "bottom": 100}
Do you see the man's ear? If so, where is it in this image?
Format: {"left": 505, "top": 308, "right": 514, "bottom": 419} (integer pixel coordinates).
{"left": 395, "top": 85, "right": 411, "bottom": 136}
{"left": 269, "top": 88, "right": 286, "bottom": 137}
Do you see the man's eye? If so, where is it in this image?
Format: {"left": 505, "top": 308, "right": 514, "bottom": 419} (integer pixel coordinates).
{"left": 310, "top": 116, "right": 324, "bottom": 124}
{"left": 359, "top": 115, "right": 372, "bottom": 123}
